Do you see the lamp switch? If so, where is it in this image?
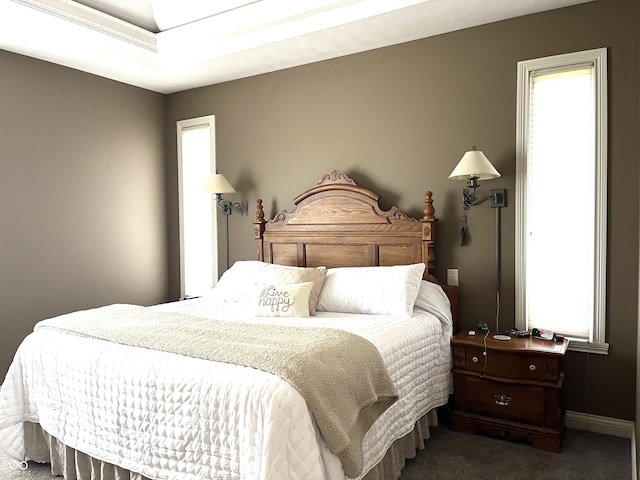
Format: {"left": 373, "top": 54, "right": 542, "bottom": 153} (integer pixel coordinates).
{"left": 447, "top": 269, "right": 459, "bottom": 286}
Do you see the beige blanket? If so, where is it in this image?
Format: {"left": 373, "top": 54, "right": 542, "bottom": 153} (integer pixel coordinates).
{"left": 35, "top": 304, "right": 398, "bottom": 478}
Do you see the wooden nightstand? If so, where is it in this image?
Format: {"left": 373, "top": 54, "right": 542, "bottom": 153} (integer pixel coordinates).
{"left": 451, "top": 330, "right": 569, "bottom": 452}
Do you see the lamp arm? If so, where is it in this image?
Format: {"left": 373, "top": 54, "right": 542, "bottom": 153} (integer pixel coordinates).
{"left": 462, "top": 187, "right": 506, "bottom": 210}
{"left": 216, "top": 195, "right": 245, "bottom": 215}
{"left": 463, "top": 188, "right": 487, "bottom": 209}
{"left": 230, "top": 201, "right": 243, "bottom": 214}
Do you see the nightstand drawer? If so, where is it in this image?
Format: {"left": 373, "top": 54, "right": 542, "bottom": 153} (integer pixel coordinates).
{"left": 463, "top": 347, "right": 561, "bottom": 383}
{"left": 461, "top": 376, "right": 545, "bottom": 425}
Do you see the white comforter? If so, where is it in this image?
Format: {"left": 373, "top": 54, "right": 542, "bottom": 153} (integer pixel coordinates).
{"left": 0, "top": 289, "right": 452, "bottom": 480}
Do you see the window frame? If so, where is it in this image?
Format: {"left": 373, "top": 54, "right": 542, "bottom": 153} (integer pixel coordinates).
{"left": 515, "top": 48, "right": 608, "bottom": 354}
{"left": 177, "top": 115, "right": 218, "bottom": 299}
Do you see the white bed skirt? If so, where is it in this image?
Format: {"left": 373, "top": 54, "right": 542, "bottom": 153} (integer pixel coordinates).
{"left": 23, "top": 409, "right": 439, "bottom": 480}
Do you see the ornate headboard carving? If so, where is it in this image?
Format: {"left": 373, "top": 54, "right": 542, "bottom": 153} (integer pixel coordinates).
{"left": 254, "top": 169, "right": 458, "bottom": 327}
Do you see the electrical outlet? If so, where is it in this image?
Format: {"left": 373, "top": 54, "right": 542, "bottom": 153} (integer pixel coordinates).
{"left": 447, "top": 268, "right": 459, "bottom": 286}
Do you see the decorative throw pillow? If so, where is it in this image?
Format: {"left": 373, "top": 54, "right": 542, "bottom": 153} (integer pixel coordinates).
{"left": 213, "top": 261, "right": 327, "bottom": 315}
{"left": 316, "top": 263, "right": 426, "bottom": 316}
{"left": 254, "top": 282, "right": 313, "bottom": 317}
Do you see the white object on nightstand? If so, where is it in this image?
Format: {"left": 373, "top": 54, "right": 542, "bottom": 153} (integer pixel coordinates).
{"left": 493, "top": 334, "right": 511, "bottom": 341}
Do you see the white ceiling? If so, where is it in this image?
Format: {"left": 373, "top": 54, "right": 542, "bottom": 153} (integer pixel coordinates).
{"left": 0, "top": 0, "right": 593, "bottom": 94}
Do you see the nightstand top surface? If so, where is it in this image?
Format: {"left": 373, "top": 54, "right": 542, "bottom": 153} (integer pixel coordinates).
{"left": 452, "top": 331, "right": 569, "bottom": 356}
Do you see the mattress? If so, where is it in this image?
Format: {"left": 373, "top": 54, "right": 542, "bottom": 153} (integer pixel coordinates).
{"left": 0, "top": 289, "right": 452, "bottom": 480}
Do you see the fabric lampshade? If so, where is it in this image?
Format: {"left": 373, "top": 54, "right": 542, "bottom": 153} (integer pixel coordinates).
{"left": 448, "top": 148, "right": 501, "bottom": 181}
{"left": 202, "top": 174, "right": 236, "bottom": 194}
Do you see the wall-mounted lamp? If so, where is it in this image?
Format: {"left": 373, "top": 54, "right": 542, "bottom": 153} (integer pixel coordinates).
{"left": 448, "top": 146, "right": 506, "bottom": 209}
{"left": 448, "top": 146, "right": 506, "bottom": 334}
{"left": 202, "top": 173, "right": 244, "bottom": 270}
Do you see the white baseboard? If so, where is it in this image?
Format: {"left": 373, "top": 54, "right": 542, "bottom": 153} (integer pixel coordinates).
{"left": 566, "top": 410, "right": 634, "bottom": 438}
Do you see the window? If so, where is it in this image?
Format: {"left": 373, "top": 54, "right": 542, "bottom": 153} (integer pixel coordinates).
{"left": 177, "top": 116, "right": 217, "bottom": 298}
{"left": 515, "top": 48, "right": 608, "bottom": 354}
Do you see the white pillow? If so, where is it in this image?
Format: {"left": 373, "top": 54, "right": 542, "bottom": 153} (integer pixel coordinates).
{"left": 214, "top": 261, "right": 327, "bottom": 314}
{"left": 254, "top": 282, "right": 313, "bottom": 317}
{"left": 414, "top": 280, "right": 453, "bottom": 330}
{"left": 414, "top": 280, "right": 454, "bottom": 359}
{"left": 316, "top": 263, "right": 426, "bottom": 316}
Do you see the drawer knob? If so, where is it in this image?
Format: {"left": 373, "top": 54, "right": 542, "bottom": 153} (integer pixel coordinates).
{"left": 472, "top": 356, "right": 479, "bottom": 363}
{"left": 529, "top": 364, "right": 537, "bottom": 371}
{"left": 494, "top": 394, "right": 512, "bottom": 406}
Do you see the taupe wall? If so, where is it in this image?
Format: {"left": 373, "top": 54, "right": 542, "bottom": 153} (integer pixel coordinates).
{"left": 0, "top": 50, "right": 168, "bottom": 380}
{"left": 166, "top": 0, "right": 639, "bottom": 419}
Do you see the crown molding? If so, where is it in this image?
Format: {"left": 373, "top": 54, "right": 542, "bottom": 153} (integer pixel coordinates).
{"left": 11, "top": 0, "right": 156, "bottom": 51}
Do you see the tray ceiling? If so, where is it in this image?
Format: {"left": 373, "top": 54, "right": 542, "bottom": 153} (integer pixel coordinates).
{"left": 0, "top": 0, "right": 593, "bottom": 94}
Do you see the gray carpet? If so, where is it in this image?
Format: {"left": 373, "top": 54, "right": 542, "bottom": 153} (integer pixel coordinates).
{"left": 0, "top": 423, "right": 632, "bottom": 480}
{"left": 399, "top": 417, "right": 632, "bottom": 480}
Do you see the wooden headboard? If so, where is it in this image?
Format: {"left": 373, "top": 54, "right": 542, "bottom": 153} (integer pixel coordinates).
{"left": 253, "top": 169, "right": 459, "bottom": 327}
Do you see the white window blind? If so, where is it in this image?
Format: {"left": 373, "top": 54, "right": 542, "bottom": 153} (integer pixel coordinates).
{"left": 177, "top": 117, "right": 217, "bottom": 298}
{"left": 515, "top": 49, "right": 608, "bottom": 354}
{"left": 526, "top": 67, "right": 595, "bottom": 340}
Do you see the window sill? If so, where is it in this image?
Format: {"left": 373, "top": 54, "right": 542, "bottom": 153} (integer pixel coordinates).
{"left": 567, "top": 340, "right": 609, "bottom": 355}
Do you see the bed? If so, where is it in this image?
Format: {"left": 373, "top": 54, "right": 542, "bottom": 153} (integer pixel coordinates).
{"left": 0, "top": 169, "right": 458, "bottom": 480}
